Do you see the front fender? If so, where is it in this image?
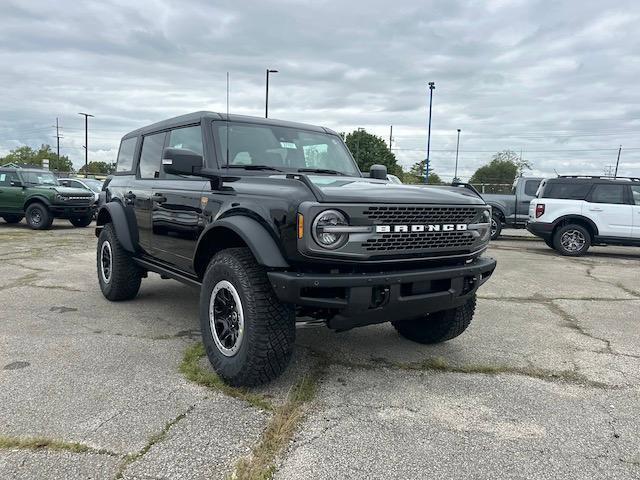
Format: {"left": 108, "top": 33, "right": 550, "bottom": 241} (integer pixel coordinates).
{"left": 95, "top": 202, "right": 138, "bottom": 253}
{"left": 197, "top": 216, "right": 289, "bottom": 268}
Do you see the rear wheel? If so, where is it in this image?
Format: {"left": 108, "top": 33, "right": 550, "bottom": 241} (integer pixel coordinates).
{"left": 553, "top": 224, "right": 591, "bottom": 256}
{"left": 392, "top": 295, "right": 476, "bottom": 344}
{"left": 2, "top": 215, "right": 23, "bottom": 224}
{"left": 200, "top": 248, "right": 295, "bottom": 387}
{"left": 490, "top": 214, "right": 502, "bottom": 240}
{"left": 70, "top": 215, "right": 92, "bottom": 227}
{"left": 97, "top": 223, "right": 142, "bottom": 300}
{"left": 25, "top": 203, "right": 53, "bottom": 230}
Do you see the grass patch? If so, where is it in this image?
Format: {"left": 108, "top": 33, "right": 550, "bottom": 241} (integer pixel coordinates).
{"left": 0, "top": 436, "right": 116, "bottom": 456}
{"left": 179, "top": 343, "right": 274, "bottom": 412}
{"left": 232, "top": 369, "right": 323, "bottom": 480}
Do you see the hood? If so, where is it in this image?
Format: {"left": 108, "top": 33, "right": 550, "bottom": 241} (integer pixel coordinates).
{"left": 53, "top": 186, "right": 95, "bottom": 197}
{"left": 305, "top": 175, "right": 486, "bottom": 205}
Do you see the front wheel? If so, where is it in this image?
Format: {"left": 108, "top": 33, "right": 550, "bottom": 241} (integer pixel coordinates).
{"left": 70, "top": 215, "right": 93, "bottom": 227}
{"left": 553, "top": 224, "right": 591, "bottom": 256}
{"left": 2, "top": 215, "right": 23, "bottom": 224}
{"left": 490, "top": 214, "right": 502, "bottom": 240}
{"left": 200, "top": 248, "right": 295, "bottom": 387}
{"left": 392, "top": 296, "right": 476, "bottom": 344}
{"left": 25, "top": 203, "right": 53, "bottom": 230}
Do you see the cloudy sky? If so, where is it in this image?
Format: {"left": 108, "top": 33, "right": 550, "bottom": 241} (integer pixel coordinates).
{"left": 1, "top": 0, "right": 639, "bottom": 181}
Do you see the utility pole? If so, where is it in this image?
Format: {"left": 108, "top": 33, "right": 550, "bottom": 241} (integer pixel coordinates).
{"left": 389, "top": 125, "right": 393, "bottom": 150}
{"left": 265, "top": 69, "right": 278, "bottom": 118}
{"left": 454, "top": 128, "right": 461, "bottom": 182}
{"left": 614, "top": 145, "right": 622, "bottom": 178}
{"left": 78, "top": 112, "right": 94, "bottom": 177}
{"left": 54, "top": 118, "right": 62, "bottom": 165}
{"left": 355, "top": 127, "right": 365, "bottom": 165}
{"left": 425, "top": 81, "right": 435, "bottom": 184}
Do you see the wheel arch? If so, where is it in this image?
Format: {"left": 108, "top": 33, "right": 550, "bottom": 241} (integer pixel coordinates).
{"left": 95, "top": 202, "right": 138, "bottom": 253}
{"left": 193, "top": 216, "right": 289, "bottom": 279}
{"left": 551, "top": 215, "right": 599, "bottom": 239}
{"left": 24, "top": 195, "right": 51, "bottom": 210}
{"left": 488, "top": 203, "right": 506, "bottom": 222}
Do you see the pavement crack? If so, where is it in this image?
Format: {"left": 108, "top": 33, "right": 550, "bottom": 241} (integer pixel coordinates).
{"left": 114, "top": 404, "right": 196, "bottom": 479}
{"left": 0, "top": 436, "right": 118, "bottom": 457}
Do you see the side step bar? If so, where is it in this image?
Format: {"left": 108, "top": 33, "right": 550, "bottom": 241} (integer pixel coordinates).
{"left": 134, "top": 257, "right": 202, "bottom": 288}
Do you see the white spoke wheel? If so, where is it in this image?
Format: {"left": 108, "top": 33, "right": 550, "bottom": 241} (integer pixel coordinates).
{"left": 209, "top": 280, "right": 245, "bottom": 357}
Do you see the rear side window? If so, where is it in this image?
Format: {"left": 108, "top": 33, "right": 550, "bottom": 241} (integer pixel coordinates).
{"left": 138, "top": 132, "right": 166, "bottom": 179}
{"left": 542, "top": 182, "right": 591, "bottom": 200}
{"left": 116, "top": 137, "right": 137, "bottom": 173}
{"left": 590, "top": 184, "right": 626, "bottom": 204}
{"left": 168, "top": 125, "right": 203, "bottom": 155}
{"left": 524, "top": 180, "right": 541, "bottom": 196}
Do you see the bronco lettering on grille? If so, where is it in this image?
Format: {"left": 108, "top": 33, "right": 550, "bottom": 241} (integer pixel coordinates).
{"left": 375, "top": 224, "right": 468, "bottom": 233}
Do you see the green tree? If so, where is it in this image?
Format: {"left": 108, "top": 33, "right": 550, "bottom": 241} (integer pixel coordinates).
{"left": 402, "top": 160, "right": 443, "bottom": 184}
{"left": 1, "top": 144, "right": 73, "bottom": 172}
{"left": 78, "top": 161, "right": 115, "bottom": 175}
{"left": 344, "top": 129, "right": 402, "bottom": 176}
{"left": 468, "top": 150, "right": 531, "bottom": 185}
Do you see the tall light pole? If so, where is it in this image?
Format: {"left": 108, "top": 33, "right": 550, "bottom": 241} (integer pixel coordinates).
{"left": 425, "top": 81, "right": 435, "bottom": 184}
{"left": 265, "top": 69, "right": 278, "bottom": 118}
{"left": 454, "top": 128, "right": 461, "bottom": 182}
{"left": 78, "top": 112, "right": 94, "bottom": 177}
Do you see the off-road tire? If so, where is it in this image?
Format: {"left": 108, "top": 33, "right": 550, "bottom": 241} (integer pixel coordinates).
{"left": 70, "top": 215, "right": 93, "bottom": 227}
{"left": 490, "top": 214, "right": 502, "bottom": 240}
{"left": 2, "top": 215, "right": 23, "bottom": 224}
{"left": 97, "top": 223, "right": 142, "bottom": 301}
{"left": 200, "top": 247, "right": 295, "bottom": 387}
{"left": 392, "top": 295, "right": 476, "bottom": 344}
{"left": 25, "top": 203, "right": 53, "bottom": 230}
{"left": 553, "top": 223, "right": 591, "bottom": 256}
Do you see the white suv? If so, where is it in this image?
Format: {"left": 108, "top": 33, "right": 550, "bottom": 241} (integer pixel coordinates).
{"left": 527, "top": 176, "right": 640, "bottom": 256}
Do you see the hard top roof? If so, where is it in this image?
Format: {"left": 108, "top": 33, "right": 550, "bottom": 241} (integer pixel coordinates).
{"left": 122, "top": 111, "right": 338, "bottom": 139}
{"left": 545, "top": 176, "right": 640, "bottom": 184}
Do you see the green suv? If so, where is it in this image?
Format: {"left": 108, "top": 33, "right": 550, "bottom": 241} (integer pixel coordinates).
{"left": 0, "top": 167, "right": 96, "bottom": 229}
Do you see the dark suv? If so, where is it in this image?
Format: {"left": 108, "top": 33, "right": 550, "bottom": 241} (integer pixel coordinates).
{"left": 96, "top": 112, "right": 496, "bottom": 386}
{"left": 0, "top": 167, "right": 96, "bottom": 229}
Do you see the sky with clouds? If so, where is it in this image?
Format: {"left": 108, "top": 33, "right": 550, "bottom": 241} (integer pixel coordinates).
{"left": 1, "top": 0, "right": 639, "bottom": 181}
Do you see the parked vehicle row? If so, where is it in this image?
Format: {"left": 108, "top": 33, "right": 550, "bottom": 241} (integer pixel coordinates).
{"left": 0, "top": 167, "right": 99, "bottom": 229}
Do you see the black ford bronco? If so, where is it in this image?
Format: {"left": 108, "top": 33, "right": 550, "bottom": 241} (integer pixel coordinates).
{"left": 96, "top": 112, "right": 496, "bottom": 386}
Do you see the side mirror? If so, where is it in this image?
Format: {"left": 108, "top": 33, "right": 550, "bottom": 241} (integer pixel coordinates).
{"left": 60, "top": 180, "right": 70, "bottom": 187}
{"left": 162, "top": 148, "right": 203, "bottom": 176}
{"left": 10, "top": 180, "right": 23, "bottom": 188}
{"left": 369, "top": 164, "right": 387, "bottom": 180}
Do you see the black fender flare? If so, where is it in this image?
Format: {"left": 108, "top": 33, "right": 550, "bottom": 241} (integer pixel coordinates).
{"left": 551, "top": 215, "right": 599, "bottom": 237}
{"left": 195, "top": 216, "right": 289, "bottom": 269}
{"left": 24, "top": 195, "right": 52, "bottom": 209}
{"left": 96, "top": 202, "right": 138, "bottom": 253}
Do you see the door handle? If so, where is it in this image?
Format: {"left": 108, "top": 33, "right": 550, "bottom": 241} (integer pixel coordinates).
{"left": 588, "top": 208, "right": 603, "bottom": 212}
{"left": 152, "top": 193, "right": 167, "bottom": 204}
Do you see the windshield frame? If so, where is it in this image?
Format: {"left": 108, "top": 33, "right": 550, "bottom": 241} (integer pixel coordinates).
{"left": 18, "top": 170, "right": 59, "bottom": 187}
{"left": 210, "top": 120, "right": 362, "bottom": 177}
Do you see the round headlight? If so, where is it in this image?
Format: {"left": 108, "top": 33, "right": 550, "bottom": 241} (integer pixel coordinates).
{"left": 312, "top": 209, "right": 348, "bottom": 249}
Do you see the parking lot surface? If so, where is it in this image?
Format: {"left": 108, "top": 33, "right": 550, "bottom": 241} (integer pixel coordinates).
{"left": 1, "top": 221, "right": 639, "bottom": 479}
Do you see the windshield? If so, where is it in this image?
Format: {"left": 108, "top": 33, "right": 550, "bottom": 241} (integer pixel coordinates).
{"left": 213, "top": 122, "right": 360, "bottom": 176}
{"left": 20, "top": 171, "right": 59, "bottom": 186}
{"left": 83, "top": 179, "right": 103, "bottom": 193}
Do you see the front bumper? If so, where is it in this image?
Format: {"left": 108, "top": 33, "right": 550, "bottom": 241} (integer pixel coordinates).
{"left": 526, "top": 221, "right": 554, "bottom": 240}
{"left": 268, "top": 256, "right": 497, "bottom": 330}
{"left": 49, "top": 204, "right": 96, "bottom": 218}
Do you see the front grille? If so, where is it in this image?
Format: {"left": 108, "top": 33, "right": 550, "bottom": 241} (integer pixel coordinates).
{"left": 362, "top": 230, "right": 475, "bottom": 252}
{"left": 363, "top": 206, "right": 479, "bottom": 224}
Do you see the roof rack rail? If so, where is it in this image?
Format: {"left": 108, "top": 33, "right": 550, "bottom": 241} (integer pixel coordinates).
{"left": 557, "top": 175, "right": 640, "bottom": 182}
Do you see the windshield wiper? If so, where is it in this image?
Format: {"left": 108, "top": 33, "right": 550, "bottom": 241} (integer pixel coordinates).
{"left": 297, "top": 168, "right": 345, "bottom": 176}
{"left": 226, "top": 165, "right": 283, "bottom": 172}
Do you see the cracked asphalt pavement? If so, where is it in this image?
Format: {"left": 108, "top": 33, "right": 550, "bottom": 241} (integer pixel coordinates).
{"left": 0, "top": 221, "right": 639, "bottom": 479}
